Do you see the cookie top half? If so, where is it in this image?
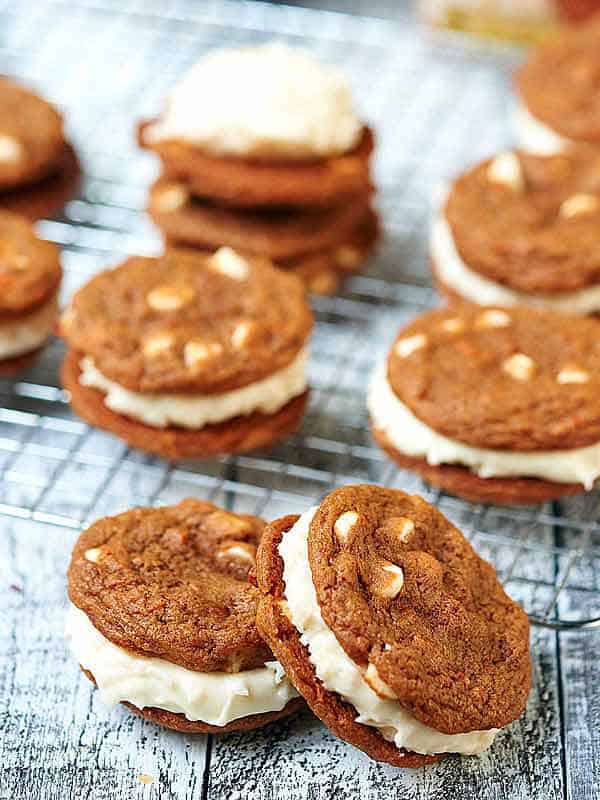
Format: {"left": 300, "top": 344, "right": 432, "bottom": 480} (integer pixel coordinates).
{"left": 62, "top": 247, "right": 313, "bottom": 394}
{"left": 0, "top": 77, "right": 65, "bottom": 190}
{"left": 0, "top": 210, "right": 61, "bottom": 315}
{"left": 515, "top": 17, "right": 600, "bottom": 145}
{"left": 68, "top": 499, "right": 272, "bottom": 673}
{"left": 445, "top": 149, "right": 600, "bottom": 293}
{"left": 387, "top": 305, "right": 600, "bottom": 451}
{"left": 307, "top": 486, "right": 530, "bottom": 734}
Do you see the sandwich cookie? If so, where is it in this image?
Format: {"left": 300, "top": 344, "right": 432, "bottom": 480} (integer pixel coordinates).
{"left": 255, "top": 485, "right": 531, "bottom": 765}
{"left": 0, "top": 210, "right": 61, "bottom": 374}
{"left": 369, "top": 305, "right": 600, "bottom": 504}
{"left": 514, "top": 16, "right": 600, "bottom": 154}
{"left": 66, "top": 499, "right": 302, "bottom": 732}
{"left": 60, "top": 247, "right": 312, "bottom": 460}
{"left": 138, "top": 43, "right": 373, "bottom": 209}
{"left": 0, "top": 77, "right": 79, "bottom": 220}
{"left": 432, "top": 149, "right": 600, "bottom": 314}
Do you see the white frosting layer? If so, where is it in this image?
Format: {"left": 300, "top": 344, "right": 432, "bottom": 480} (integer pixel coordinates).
{"left": 0, "top": 293, "right": 58, "bottom": 359}
{"left": 145, "top": 43, "right": 362, "bottom": 159}
{"left": 66, "top": 604, "right": 298, "bottom": 726}
{"left": 513, "top": 102, "right": 570, "bottom": 155}
{"left": 368, "top": 367, "right": 600, "bottom": 489}
{"left": 279, "top": 507, "right": 497, "bottom": 756}
{"left": 431, "top": 209, "right": 600, "bottom": 315}
{"left": 79, "top": 348, "right": 308, "bottom": 429}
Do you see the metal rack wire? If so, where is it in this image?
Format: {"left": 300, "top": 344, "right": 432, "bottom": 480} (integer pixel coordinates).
{"left": 0, "top": 0, "right": 598, "bottom": 630}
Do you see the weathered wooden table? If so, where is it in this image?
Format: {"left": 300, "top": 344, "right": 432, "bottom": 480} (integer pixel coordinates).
{"left": 0, "top": 2, "right": 598, "bottom": 798}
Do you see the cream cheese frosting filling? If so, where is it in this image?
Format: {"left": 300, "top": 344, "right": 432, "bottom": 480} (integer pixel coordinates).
{"left": 0, "top": 292, "right": 59, "bottom": 359}
{"left": 66, "top": 604, "right": 299, "bottom": 726}
{"left": 78, "top": 347, "right": 308, "bottom": 429}
{"left": 145, "top": 42, "right": 362, "bottom": 160}
{"left": 513, "top": 102, "right": 571, "bottom": 155}
{"left": 279, "top": 506, "right": 497, "bottom": 756}
{"left": 368, "top": 366, "right": 600, "bottom": 489}
{"left": 431, "top": 209, "right": 600, "bottom": 315}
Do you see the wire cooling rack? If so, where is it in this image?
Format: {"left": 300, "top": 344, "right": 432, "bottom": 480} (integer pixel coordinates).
{"left": 0, "top": 0, "right": 598, "bottom": 632}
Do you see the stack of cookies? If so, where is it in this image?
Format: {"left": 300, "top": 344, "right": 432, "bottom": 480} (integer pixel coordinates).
{"left": 67, "top": 486, "right": 531, "bottom": 764}
{"left": 139, "top": 43, "right": 378, "bottom": 295}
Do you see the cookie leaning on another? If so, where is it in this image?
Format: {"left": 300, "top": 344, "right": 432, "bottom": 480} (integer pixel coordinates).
{"left": 369, "top": 305, "right": 600, "bottom": 504}
{"left": 60, "top": 247, "right": 313, "bottom": 460}
{"left": 255, "top": 485, "right": 531, "bottom": 765}
{"left": 139, "top": 43, "right": 378, "bottom": 294}
{"left": 66, "top": 499, "right": 302, "bottom": 732}
{"left": 0, "top": 210, "right": 61, "bottom": 375}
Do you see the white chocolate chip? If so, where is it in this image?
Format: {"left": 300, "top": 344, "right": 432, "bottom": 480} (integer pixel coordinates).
{"left": 84, "top": 547, "right": 102, "bottom": 563}
{"left": 11, "top": 254, "right": 30, "bottom": 271}
{"left": 143, "top": 333, "right": 175, "bottom": 357}
{"left": 395, "top": 334, "right": 427, "bottom": 358}
{"left": 0, "top": 134, "right": 24, "bottom": 163}
{"left": 183, "top": 339, "right": 224, "bottom": 369}
{"left": 502, "top": 353, "right": 536, "bottom": 381}
{"left": 364, "top": 663, "right": 397, "bottom": 700}
{"left": 278, "top": 599, "right": 293, "bottom": 621}
{"left": 210, "top": 247, "right": 250, "bottom": 281}
{"left": 379, "top": 563, "right": 405, "bottom": 598}
{"left": 487, "top": 151, "right": 524, "bottom": 192}
{"left": 307, "top": 270, "right": 339, "bottom": 295}
{"left": 147, "top": 285, "right": 194, "bottom": 312}
{"left": 476, "top": 309, "right": 511, "bottom": 329}
{"left": 334, "top": 511, "right": 359, "bottom": 544}
{"left": 557, "top": 366, "right": 590, "bottom": 384}
{"left": 231, "top": 320, "right": 253, "bottom": 350}
{"left": 440, "top": 317, "right": 465, "bottom": 334}
{"left": 154, "top": 183, "right": 189, "bottom": 213}
{"left": 217, "top": 542, "right": 256, "bottom": 564}
{"left": 391, "top": 517, "right": 414, "bottom": 543}
{"left": 335, "top": 246, "right": 361, "bottom": 270}
{"left": 559, "top": 193, "right": 599, "bottom": 218}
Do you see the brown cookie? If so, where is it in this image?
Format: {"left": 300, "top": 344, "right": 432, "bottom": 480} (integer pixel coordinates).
{"left": 61, "top": 350, "right": 309, "bottom": 460}
{"left": 0, "top": 209, "right": 62, "bottom": 316}
{"left": 515, "top": 16, "right": 600, "bottom": 146}
{"left": 0, "top": 77, "right": 65, "bottom": 191}
{"left": 139, "top": 121, "right": 374, "bottom": 209}
{"left": 387, "top": 305, "right": 600, "bottom": 450}
{"left": 61, "top": 248, "right": 312, "bottom": 394}
{"left": 148, "top": 176, "right": 371, "bottom": 260}
{"left": 68, "top": 499, "right": 302, "bottom": 732}
{"left": 255, "top": 486, "right": 530, "bottom": 765}
{"left": 443, "top": 149, "right": 600, "bottom": 294}
{"left": 0, "top": 142, "right": 81, "bottom": 221}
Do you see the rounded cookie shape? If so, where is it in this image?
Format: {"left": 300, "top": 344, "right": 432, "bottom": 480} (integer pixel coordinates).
{"left": 307, "top": 485, "right": 530, "bottom": 734}
{"left": 515, "top": 17, "right": 600, "bottom": 146}
{"left": 139, "top": 121, "right": 374, "bottom": 209}
{"left": 62, "top": 247, "right": 313, "bottom": 394}
{"left": 148, "top": 176, "right": 372, "bottom": 260}
{"left": 445, "top": 149, "right": 600, "bottom": 293}
{"left": 388, "top": 305, "right": 600, "bottom": 451}
{"left": 0, "top": 77, "right": 65, "bottom": 191}
{"left": 0, "top": 210, "right": 61, "bottom": 315}
{"left": 68, "top": 499, "right": 272, "bottom": 673}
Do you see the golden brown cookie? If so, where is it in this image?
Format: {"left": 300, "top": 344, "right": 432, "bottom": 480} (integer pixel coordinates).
{"left": 0, "top": 77, "right": 65, "bottom": 191}
{"left": 148, "top": 176, "right": 372, "bottom": 260}
{"left": 369, "top": 305, "right": 600, "bottom": 503}
{"left": 255, "top": 486, "right": 530, "bottom": 765}
{"left": 60, "top": 248, "right": 312, "bottom": 459}
{"left": 68, "top": 499, "right": 303, "bottom": 732}
{"left": 0, "top": 142, "right": 81, "bottom": 221}
{"left": 443, "top": 149, "right": 600, "bottom": 295}
{"left": 515, "top": 16, "right": 600, "bottom": 147}
{"left": 139, "top": 121, "right": 374, "bottom": 209}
